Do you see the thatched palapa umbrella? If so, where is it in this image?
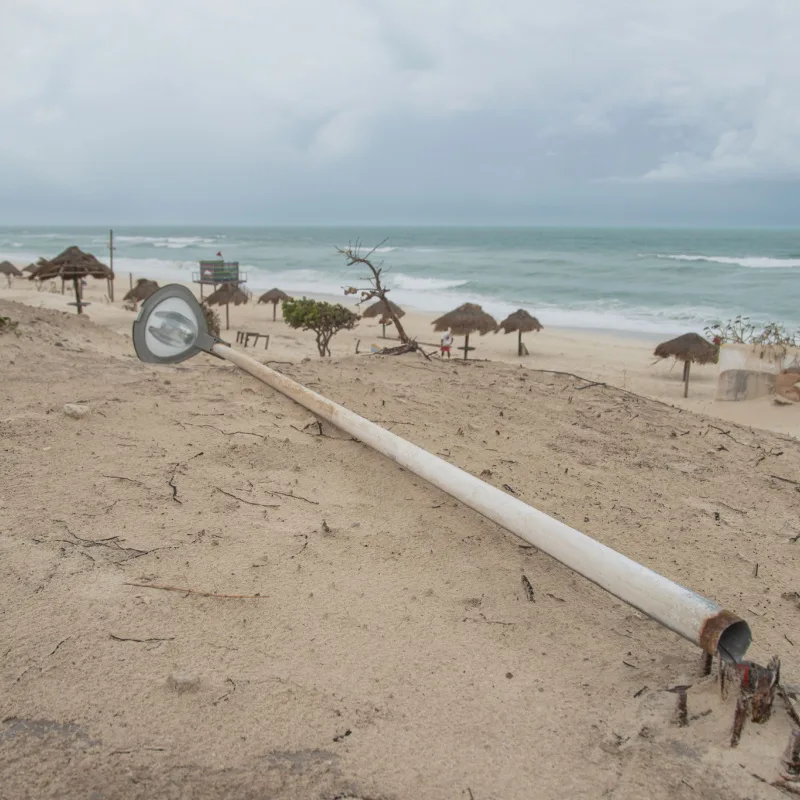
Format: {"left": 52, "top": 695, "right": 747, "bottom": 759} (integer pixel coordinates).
{"left": 28, "top": 246, "right": 112, "bottom": 313}
{"left": 123, "top": 278, "right": 160, "bottom": 306}
{"left": 362, "top": 298, "right": 405, "bottom": 339}
{"left": 653, "top": 332, "right": 719, "bottom": 398}
{"left": 205, "top": 282, "right": 248, "bottom": 330}
{"left": 432, "top": 302, "right": 497, "bottom": 360}
{"left": 497, "top": 309, "right": 542, "bottom": 356}
{"left": 0, "top": 261, "right": 23, "bottom": 287}
{"left": 257, "top": 288, "right": 292, "bottom": 321}
{"left": 22, "top": 263, "right": 38, "bottom": 274}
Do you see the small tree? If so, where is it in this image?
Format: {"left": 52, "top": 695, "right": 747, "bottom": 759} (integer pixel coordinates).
{"left": 283, "top": 297, "right": 359, "bottom": 357}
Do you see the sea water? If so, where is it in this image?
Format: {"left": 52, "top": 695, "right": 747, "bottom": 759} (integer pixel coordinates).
{"left": 1, "top": 226, "right": 798, "bottom": 335}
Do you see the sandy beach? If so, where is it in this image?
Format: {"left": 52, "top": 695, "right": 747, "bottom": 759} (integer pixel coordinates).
{"left": 2, "top": 277, "right": 800, "bottom": 799}
{"left": 3, "top": 274, "right": 799, "bottom": 438}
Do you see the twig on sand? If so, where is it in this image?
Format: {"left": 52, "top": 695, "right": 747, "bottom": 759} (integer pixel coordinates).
{"left": 109, "top": 634, "right": 175, "bottom": 643}
{"left": 123, "top": 582, "right": 264, "bottom": 599}
{"left": 778, "top": 684, "right": 800, "bottom": 727}
{"left": 771, "top": 474, "right": 800, "bottom": 488}
{"left": 576, "top": 381, "right": 607, "bottom": 391}
{"left": 214, "top": 487, "right": 280, "bottom": 508}
{"left": 264, "top": 488, "right": 319, "bottom": 505}
{"left": 102, "top": 475, "right": 146, "bottom": 486}
{"left": 168, "top": 472, "right": 181, "bottom": 503}
{"left": 179, "top": 421, "right": 270, "bottom": 438}
{"left": 167, "top": 451, "right": 203, "bottom": 504}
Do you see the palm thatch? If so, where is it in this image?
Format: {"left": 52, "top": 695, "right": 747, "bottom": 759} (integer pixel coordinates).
{"left": 29, "top": 246, "right": 111, "bottom": 281}
{"left": 654, "top": 332, "right": 719, "bottom": 398}
{"left": 362, "top": 298, "right": 405, "bottom": 337}
{"left": 258, "top": 288, "right": 291, "bottom": 305}
{"left": 1, "top": 260, "right": 22, "bottom": 288}
{"left": 123, "top": 278, "right": 159, "bottom": 305}
{"left": 654, "top": 333, "right": 718, "bottom": 365}
{"left": 205, "top": 283, "right": 248, "bottom": 307}
{"left": 497, "top": 309, "right": 542, "bottom": 356}
{"left": 362, "top": 298, "right": 404, "bottom": 320}
{"left": 204, "top": 282, "right": 248, "bottom": 330}
{"left": 22, "top": 263, "right": 38, "bottom": 274}
{"left": 257, "top": 288, "right": 292, "bottom": 321}
{"left": 0, "top": 261, "right": 22, "bottom": 277}
{"left": 27, "top": 247, "right": 111, "bottom": 314}
{"left": 432, "top": 303, "right": 497, "bottom": 359}
{"left": 498, "top": 309, "right": 542, "bottom": 335}
{"left": 432, "top": 303, "right": 497, "bottom": 336}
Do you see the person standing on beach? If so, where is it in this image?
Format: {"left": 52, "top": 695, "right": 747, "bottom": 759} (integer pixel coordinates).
{"left": 440, "top": 330, "right": 453, "bottom": 358}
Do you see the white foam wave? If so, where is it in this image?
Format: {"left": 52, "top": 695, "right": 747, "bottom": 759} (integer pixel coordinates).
{"left": 116, "top": 235, "right": 217, "bottom": 249}
{"left": 658, "top": 254, "right": 800, "bottom": 269}
{"left": 115, "top": 256, "right": 198, "bottom": 281}
{"left": 390, "top": 274, "right": 469, "bottom": 291}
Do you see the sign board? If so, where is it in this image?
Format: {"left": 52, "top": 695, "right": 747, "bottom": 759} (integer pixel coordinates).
{"left": 197, "top": 260, "right": 240, "bottom": 284}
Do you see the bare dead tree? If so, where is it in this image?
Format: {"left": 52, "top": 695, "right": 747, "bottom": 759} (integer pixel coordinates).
{"left": 337, "top": 240, "right": 431, "bottom": 360}
{"left": 337, "top": 239, "right": 411, "bottom": 342}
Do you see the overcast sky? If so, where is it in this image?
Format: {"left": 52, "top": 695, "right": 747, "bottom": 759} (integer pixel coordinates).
{"left": 2, "top": 0, "right": 800, "bottom": 226}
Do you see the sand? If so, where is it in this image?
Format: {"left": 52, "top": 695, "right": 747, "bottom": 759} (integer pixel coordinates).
{"left": 1, "top": 280, "right": 800, "bottom": 799}
{"left": 4, "top": 275, "right": 799, "bottom": 438}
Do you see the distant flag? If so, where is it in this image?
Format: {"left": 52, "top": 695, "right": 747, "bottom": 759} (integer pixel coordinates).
{"left": 216, "top": 251, "right": 222, "bottom": 257}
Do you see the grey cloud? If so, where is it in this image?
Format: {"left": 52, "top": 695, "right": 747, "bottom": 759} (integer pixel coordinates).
{"left": 2, "top": 0, "right": 800, "bottom": 224}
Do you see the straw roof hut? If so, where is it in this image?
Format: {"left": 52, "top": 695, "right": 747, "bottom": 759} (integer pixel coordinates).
{"left": 28, "top": 246, "right": 112, "bottom": 314}
{"left": 205, "top": 282, "right": 248, "bottom": 330}
{"left": 653, "top": 332, "right": 719, "bottom": 397}
{"left": 362, "top": 298, "right": 405, "bottom": 338}
{"left": 362, "top": 298, "right": 404, "bottom": 321}
{"left": 0, "top": 261, "right": 22, "bottom": 287}
{"left": 123, "top": 278, "right": 159, "bottom": 305}
{"left": 257, "top": 288, "right": 292, "bottom": 321}
{"left": 22, "top": 263, "right": 38, "bottom": 274}
{"left": 497, "top": 309, "right": 543, "bottom": 356}
{"left": 432, "top": 303, "right": 497, "bottom": 359}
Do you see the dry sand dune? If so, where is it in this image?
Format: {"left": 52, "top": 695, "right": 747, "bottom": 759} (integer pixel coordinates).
{"left": 1, "top": 297, "right": 800, "bottom": 799}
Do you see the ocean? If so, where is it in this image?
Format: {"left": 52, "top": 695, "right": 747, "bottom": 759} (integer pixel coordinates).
{"left": 2, "top": 226, "right": 798, "bottom": 335}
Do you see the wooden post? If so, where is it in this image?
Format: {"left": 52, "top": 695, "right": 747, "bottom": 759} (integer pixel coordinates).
{"left": 129, "top": 272, "right": 133, "bottom": 290}
{"left": 683, "top": 360, "right": 691, "bottom": 398}
{"left": 381, "top": 322, "right": 387, "bottom": 339}
{"left": 61, "top": 278, "right": 65, "bottom": 295}
{"left": 463, "top": 332, "right": 470, "bottom": 360}
{"left": 107, "top": 229, "right": 115, "bottom": 301}
{"left": 73, "top": 277, "right": 82, "bottom": 314}
{"left": 225, "top": 303, "right": 230, "bottom": 330}
{"left": 518, "top": 330, "right": 523, "bottom": 357}
{"left": 273, "top": 303, "right": 277, "bottom": 322}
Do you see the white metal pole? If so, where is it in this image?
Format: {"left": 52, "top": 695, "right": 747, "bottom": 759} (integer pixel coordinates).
{"left": 212, "top": 343, "right": 751, "bottom": 662}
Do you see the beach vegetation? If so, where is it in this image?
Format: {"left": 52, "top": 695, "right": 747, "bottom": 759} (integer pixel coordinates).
{"left": 202, "top": 304, "right": 221, "bottom": 337}
{"left": 0, "top": 315, "right": 19, "bottom": 335}
{"left": 705, "top": 316, "right": 799, "bottom": 347}
{"left": 282, "top": 297, "right": 358, "bottom": 357}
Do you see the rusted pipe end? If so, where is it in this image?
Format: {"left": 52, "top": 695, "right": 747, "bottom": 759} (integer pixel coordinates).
{"left": 699, "top": 610, "right": 751, "bottom": 663}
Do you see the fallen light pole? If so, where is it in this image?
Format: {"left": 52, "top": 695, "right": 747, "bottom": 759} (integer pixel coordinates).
{"left": 133, "top": 285, "right": 752, "bottom": 663}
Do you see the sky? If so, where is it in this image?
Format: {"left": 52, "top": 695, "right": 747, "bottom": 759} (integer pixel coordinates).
{"left": 2, "top": 0, "right": 800, "bottom": 226}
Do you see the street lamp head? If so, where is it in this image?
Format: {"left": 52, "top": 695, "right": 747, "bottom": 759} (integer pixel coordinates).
{"left": 132, "top": 284, "right": 220, "bottom": 364}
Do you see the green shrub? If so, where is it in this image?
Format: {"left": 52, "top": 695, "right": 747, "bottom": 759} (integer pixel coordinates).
{"left": 283, "top": 297, "right": 358, "bottom": 357}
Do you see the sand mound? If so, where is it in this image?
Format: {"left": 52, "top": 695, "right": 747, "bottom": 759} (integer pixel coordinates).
{"left": 1, "top": 306, "right": 799, "bottom": 799}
